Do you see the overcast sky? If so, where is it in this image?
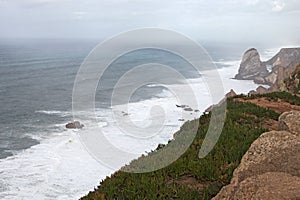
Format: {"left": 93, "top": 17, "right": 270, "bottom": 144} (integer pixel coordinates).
{"left": 0, "top": 0, "right": 299, "bottom": 45}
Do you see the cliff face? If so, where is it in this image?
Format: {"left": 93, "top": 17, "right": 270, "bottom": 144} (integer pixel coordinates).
{"left": 283, "top": 64, "right": 300, "bottom": 93}
{"left": 235, "top": 47, "right": 300, "bottom": 89}
{"left": 264, "top": 48, "right": 300, "bottom": 69}
{"left": 213, "top": 111, "right": 300, "bottom": 200}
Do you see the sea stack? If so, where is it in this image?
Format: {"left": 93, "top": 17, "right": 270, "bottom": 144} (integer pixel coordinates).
{"left": 235, "top": 48, "right": 268, "bottom": 80}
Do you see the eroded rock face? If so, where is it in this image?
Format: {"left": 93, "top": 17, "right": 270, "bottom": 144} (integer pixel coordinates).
{"left": 283, "top": 64, "right": 300, "bottom": 93}
{"left": 215, "top": 172, "right": 300, "bottom": 200}
{"left": 279, "top": 110, "right": 300, "bottom": 136}
{"left": 264, "top": 48, "right": 300, "bottom": 69}
{"left": 231, "top": 131, "right": 300, "bottom": 184}
{"left": 213, "top": 111, "right": 300, "bottom": 200}
{"left": 235, "top": 48, "right": 268, "bottom": 80}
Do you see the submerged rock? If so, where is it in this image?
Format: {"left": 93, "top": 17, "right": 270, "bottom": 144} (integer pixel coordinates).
{"left": 65, "top": 121, "right": 84, "bottom": 129}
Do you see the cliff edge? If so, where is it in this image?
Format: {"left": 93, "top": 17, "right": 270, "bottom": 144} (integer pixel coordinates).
{"left": 213, "top": 111, "right": 300, "bottom": 200}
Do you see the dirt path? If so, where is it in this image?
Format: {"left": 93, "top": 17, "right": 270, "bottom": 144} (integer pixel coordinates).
{"left": 234, "top": 97, "right": 300, "bottom": 114}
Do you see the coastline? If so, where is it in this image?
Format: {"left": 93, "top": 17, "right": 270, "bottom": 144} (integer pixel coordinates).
{"left": 81, "top": 90, "right": 300, "bottom": 199}
{"left": 77, "top": 63, "right": 266, "bottom": 198}
{"left": 0, "top": 47, "right": 282, "bottom": 199}
{"left": 80, "top": 47, "right": 300, "bottom": 199}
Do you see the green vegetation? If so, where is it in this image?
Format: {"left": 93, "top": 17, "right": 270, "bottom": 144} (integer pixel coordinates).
{"left": 81, "top": 92, "right": 297, "bottom": 200}
{"left": 242, "top": 91, "right": 300, "bottom": 106}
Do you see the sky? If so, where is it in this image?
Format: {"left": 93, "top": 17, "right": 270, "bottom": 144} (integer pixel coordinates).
{"left": 0, "top": 0, "right": 299, "bottom": 46}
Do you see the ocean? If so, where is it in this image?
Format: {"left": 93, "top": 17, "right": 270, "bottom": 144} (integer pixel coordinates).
{"left": 0, "top": 39, "right": 278, "bottom": 199}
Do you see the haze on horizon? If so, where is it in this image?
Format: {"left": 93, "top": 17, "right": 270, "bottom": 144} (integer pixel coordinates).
{"left": 0, "top": 0, "right": 300, "bottom": 47}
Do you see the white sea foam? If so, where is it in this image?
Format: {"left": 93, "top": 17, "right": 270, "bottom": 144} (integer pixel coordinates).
{"left": 35, "top": 110, "right": 71, "bottom": 117}
{"left": 0, "top": 62, "right": 263, "bottom": 199}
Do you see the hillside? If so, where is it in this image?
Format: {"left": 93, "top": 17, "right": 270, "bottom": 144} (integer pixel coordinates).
{"left": 81, "top": 91, "right": 300, "bottom": 200}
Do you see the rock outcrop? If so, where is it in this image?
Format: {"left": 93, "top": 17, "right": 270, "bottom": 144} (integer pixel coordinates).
{"left": 279, "top": 110, "right": 300, "bottom": 136}
{"left": 249, "top": 85, "right": 268, "bottom": 95}
{"left": 205, "top": 89, "right": 237, "bottom": 113}
{"left": 215, "top": 172, "right": 300, "bottom": 200}
{"left": 235, "top": 47, "right": 300, "bottom": 91}
{"left": 213, "top": 111, "right": 300, "bottom": 200}
{"left": 265, "top": 48, "right": 300, "bottom": 69}
{"left": 235, "top": 48, "right": 268, "bottom": 80}
{"left": 283, "top": 63, "right": 300, "bottom": 93}
{"left": 65, "top": 121, "right": 84, "bottom": 129}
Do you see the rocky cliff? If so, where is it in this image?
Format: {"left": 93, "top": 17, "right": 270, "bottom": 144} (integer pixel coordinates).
{"left": 235, "top": 47, "right": 300, "bottom": 89}
{"left": 213, "top": 110, "right": 300, "bottom": 200}
{"left": 265, "top": 48, "right": 300, "bottom": 69}
{"left": 283, "top": 63, "right": 300, "bottom": 93}
{"left": 234, "top": 48, "right": 268, "bottom": 80}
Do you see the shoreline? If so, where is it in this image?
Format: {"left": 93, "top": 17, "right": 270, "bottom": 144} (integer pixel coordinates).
{"left": 0, "top": 48, "right": 275, "bottom": 199}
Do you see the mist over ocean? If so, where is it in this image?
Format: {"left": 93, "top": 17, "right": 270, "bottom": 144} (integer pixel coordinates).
{"left": 0, "top": 39, "right": 277, "bottom": 199}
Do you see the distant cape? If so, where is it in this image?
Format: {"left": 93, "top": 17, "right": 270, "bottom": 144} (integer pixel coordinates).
{"left": 235, "top": 47, "right": 300, "bottom": 93}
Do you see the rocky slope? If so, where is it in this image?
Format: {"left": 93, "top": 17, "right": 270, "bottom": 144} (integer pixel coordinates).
{"left": 213, "top": 110, "right": 300, "bottom": 200}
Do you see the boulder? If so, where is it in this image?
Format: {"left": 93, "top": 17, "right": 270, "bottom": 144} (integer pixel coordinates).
{"left": 279, "top": 110, "right": 300, "bottom": 136}
{"left": 255, "top": 85, "right": 268, "bottom": 94}
{"left": 214, "top": 172, "right": 300, "bottom": 200}
{"left": 235, "top": 48, "right": 268, "bottom": 80}
{"left": 66, "top": 121, "right": 84, "bottom": 129}
{"left": 213, "top": 130, "right": 300, "bottom": 199}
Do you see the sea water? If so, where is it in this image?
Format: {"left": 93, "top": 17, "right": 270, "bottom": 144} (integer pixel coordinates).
{"left": 0, "top": 39, "right": 280, "bottom": 199}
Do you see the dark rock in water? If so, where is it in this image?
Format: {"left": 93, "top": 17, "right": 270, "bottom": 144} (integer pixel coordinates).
{"left": 183, "top": 107, "right": 193, "bottom": 112}
{"left": 176, "top": 104, "right": 188, "bottom": 108}
{"left": 235, "top": 48, "right": 268, "bottom": 80}
{"left": 66, "top": 121, "right": 84, "bottom": 129}
{"left": 178, "top": 119, "right": 185, "bottom": 121}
